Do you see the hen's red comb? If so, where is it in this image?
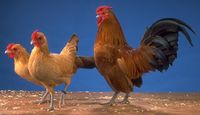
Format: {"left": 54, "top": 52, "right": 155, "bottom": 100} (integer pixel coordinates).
{"left": 6, "top": 43, "right": 15, "bottom": 50}
{"left": 96, "top": 6, "right": 112, "bottom": 12}
{"left": 31, "top": 29, "right": 39, "bottom": 40}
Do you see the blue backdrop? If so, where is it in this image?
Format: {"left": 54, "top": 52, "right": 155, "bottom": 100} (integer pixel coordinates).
{"left": 0, "top": 0, "right": 199, "bottom": 92}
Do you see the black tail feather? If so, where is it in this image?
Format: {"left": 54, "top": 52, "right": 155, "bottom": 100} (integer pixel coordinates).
{"left": 141, "top": 18, "right": 194, "bottom": 71}
{"left": 157, "top": 18, "right": 195, "bottom": 34}
{"left": 179, "top": 27, "right": 193, "bottom": 46}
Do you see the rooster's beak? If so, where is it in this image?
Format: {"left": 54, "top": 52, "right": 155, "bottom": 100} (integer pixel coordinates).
{"left": 96, "top": 15, "right": 100, "bottom": 18}
{"left": 30, "top": 40, "right": 34, "bottom": 45}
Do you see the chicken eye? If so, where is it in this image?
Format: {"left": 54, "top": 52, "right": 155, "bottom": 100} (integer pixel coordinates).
{"left": 38, "top": 37, "right": 42, "bottom": 40}
{"left": 13, "top": 48, "right": 17, "bottom": 51}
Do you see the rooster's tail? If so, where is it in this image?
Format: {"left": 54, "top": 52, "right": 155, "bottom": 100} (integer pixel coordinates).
{"left": 141, "top": 18, "right": 195, "bottom": 72}
{"left": 75, "top": 56, "right": 96, "bottom": 69}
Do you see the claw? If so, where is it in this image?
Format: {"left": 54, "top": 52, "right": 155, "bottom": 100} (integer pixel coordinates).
{"left": 120, "top": 93, "right": 130, "bottom": 105}
{"left": 32, "top": 100, "right": 49, "bottom": 105}
{"left": 120, "top": 100, "right": 130, "bottom": 104}
{"left": 100, "top": 101, "right": 116, "bottom": 106}
{"left": 47, "top": 107, "right": 54, "bottom": 112}
{"left": 100, "top": 92, "right": 119, "bottom": 106}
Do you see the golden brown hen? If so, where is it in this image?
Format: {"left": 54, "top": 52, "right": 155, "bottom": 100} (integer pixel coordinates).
{"left": 5, "top": 44, "right": 33, "bottom": 83}
{"left": 28, "top": 31, "right": 86, "bottom": 110}
{"left": 94, "top": 6, "right": 195, "bottom": 105}
{"left": 4, "top": 43, "right": 50, "bottom": 104}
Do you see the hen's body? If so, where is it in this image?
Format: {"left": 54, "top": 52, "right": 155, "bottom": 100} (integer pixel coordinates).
{"left": 94, "top": 6, "right": 194, "bottom": 105}
{"left": 28, "top": 32, "right": 79, "bottom": 110}
{"left": 29, "top": 48, "right": 76, "bottom": 89}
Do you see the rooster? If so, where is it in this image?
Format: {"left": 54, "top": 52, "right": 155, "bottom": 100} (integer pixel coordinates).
{"left": 5, "top": 43, "right": 95, "bottom": 105}
{"left": 28, "top": 31, "right": 94, "bottom": 110}
{"left": 94, "top": 6, "right": 195, "bottom": 105}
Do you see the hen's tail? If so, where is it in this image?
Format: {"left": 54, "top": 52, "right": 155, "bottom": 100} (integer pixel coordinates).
{"left": 141, "top": 18, "right": 195, "bottom": 72}
{"left": 60, "top": 34, "right": 79, "bottom": 58}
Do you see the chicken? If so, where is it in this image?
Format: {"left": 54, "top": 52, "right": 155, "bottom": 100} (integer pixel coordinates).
{"left": 4, "top": 43, "right": 50, "bottom": 104}
{"left": 5, "top": 43, "right": 32, "bottom": 83}
{"left": 5, "top": 43, "right": 95, "bottom": 106}
{"left": 28, "top": 30, "right": 93, "bottom": 110}
{"left": 94, "top": 6, "right": 195, "bottom": 105}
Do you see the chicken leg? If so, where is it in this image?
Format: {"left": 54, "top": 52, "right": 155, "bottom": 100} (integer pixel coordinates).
{"left": 59, "top": 84, "right": 69, "bottom": 107}
{"left": 47, "top": 92, "right": 54, "bottom": 111}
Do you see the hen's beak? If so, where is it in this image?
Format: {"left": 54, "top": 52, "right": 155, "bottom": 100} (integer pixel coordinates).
{"left": 96, "top": 15, "right": 100, "bottom": 18}
{"left": 30, "top": 40, "right": 34, "bottom": 45}
{"left": 5, "top": 50, "right": 11, "bottom": 54}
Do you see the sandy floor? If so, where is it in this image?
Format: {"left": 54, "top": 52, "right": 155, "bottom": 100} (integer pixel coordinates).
{"left": 0, "top": 90, "right": 200, "bottom": 115}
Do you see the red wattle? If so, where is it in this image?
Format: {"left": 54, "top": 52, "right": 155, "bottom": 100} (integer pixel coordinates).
{"left": 8, "top": 53, "right": 15, "bottom": 58}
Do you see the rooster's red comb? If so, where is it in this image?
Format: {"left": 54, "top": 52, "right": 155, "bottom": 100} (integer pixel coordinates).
{"left": 31, "top": 29, "right": 39, "bottom": 40}
{"left": 96, "top": 5, "right": 112, "bottom": 12}
{"left": 6, "top": 43, "right": 15, "bottom": 50}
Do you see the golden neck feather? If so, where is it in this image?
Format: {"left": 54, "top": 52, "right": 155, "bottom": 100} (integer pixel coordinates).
{"left": 14, "top": 50, "right": 29, "bottom": 64}
{"left": 95, "top": 12, "right": 127, "bottom": 46}
{"left": 34, "top": 38, "right": 50, "bottom": 55}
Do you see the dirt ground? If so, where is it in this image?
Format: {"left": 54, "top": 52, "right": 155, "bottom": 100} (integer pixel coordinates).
{"left": 0, "top": 90, "right": 200, "bottom": 115}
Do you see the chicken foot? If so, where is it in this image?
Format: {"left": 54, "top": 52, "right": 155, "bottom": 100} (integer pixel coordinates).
{"left": 32, "top": 89, "right": 49, "bottom": 104}
{"left": 119, "top": 93, "right": 130, "bottom": 104}
{"left": 101, "top": 91, "right": 119, "bottom": 106}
